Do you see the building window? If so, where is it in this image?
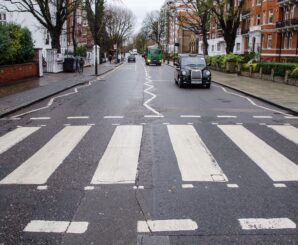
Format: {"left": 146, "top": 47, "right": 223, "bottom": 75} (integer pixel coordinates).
{"left": 288, "top": 34, "right": 292, "bottom": 49}
{"left": 261, "top": 34, "right": 265, "bottom": 48}
{"left": 211, "top": 45, "right": 214, "bottom": 51}
{"left": 256, "top": 14, "right": 261, "bottom": 25}
{"left": 263, "top": 11, "right": 266, "bottom": 24}
{"left": 217, "top": 43, "right": 220, "bottom": 51}
{"left": 268, "top": 10, "right": 273, "bottom": 24}
{"left": 236, "top": 43, "right": 240, "bottom": 51}
{"left": 257, "top": 0, "right": 261, "bottom": 5}
{"left": 0, "top": 12, "right": 6, "bottom": 25}
{"left": 267, "top": 34, "right": 272, "bottom": 49}
{"left": 290, "top": 6, "right": 295, "bottom": 19}
{"left": 284, "top": 36, "right": 287, "bottom": 49}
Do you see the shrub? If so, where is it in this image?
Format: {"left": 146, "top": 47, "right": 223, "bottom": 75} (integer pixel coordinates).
{"left": 0, "top": 24, "right": 34, "bottom": 65}
{"left": 223, "top": 53, "right": 244, "bottom": 63}
{"left": 256, "top": 62, "right": 298, "bottom": 76}
{"left": 241, "top": 52, "right": 256, "bottom": 63}
{"left": 76, "top": 45, "right": 88, "bottom": 57}
{"left": 290, "top": 67, "right": 298, "bottom": 78}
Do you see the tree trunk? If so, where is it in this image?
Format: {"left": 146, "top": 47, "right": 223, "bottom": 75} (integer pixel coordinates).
{"left": 224, "top": 30, "right": 237, "bottom": 54}
{"left": 72, "top": 8, "right": 77, "bottom": 56}
{"left": 50, "top": 30, "right": 61, "bottom": 53}
{"left": 202, "top": 27, "right": 209, "bottom": 56}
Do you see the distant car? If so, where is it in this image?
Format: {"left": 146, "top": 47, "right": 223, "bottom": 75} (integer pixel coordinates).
{"left": 127, "top": 55, "right": 136, "bottom": 63}
{"left": 174, "top": 54, "right": 211, "bottom": 88}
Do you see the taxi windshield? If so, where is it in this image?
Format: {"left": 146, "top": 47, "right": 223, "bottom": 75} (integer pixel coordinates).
{"left": 181, "top": 56, "right": 206, "bottom": 66}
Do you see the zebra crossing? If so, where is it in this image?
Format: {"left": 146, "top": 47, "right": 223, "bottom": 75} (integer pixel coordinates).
{"left": 0, "top": 123, "right": 297, "bottom": 187}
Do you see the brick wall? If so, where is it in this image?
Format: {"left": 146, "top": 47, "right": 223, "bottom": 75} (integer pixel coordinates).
{"left": 0, "top": 63, "right": 38, "bottom": 84}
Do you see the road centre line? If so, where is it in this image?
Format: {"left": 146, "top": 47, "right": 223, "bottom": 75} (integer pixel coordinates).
{"left": 284, "top": 116, "right": 298, "bottom": 119}
{"left": 274, "top": 183, "right": 287, "bottom": 188}
{"left": 238, "top": 218, "right": 296, "bottom": 230}
{"left": 24, "top": 220, "right": 89, "bottom": 234}
{"left": 37, "top": 185, "right": 48, "bottom": 190}
{"left": 182, "top": 184, "right": 194, "bottom": 188}
{"left": 217, "top": 115, "right": 237, "bottom": 118}
{"left": 137, "top": 219, "right": 198, "bottom": 233}
{"left": 0, "top": 127, "right": 40, "bottom": 155}
{"left": 227, "top": 184, "right": 239, "bottom": 188}
{"left": 253, "top": 116, "right": 273, "bottom": 119}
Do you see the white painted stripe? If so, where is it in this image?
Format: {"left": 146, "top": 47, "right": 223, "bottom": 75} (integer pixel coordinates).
{"left": 37, "top": 185, "right": 48, "bottom": 190}
{"left": 137, "top": 219, "right": 198, "bottom": 233}
{"left": 0, "top": 126, "right": 90, "bottom": 184}
{"left": 104, "top": 116, "right": 124, "bottom": 119}
{"left": 180, "top": 115, "right": 201, "bottom": 118}
{"left": 253, "top": 116, "right": 272, "bottom": 119}
{"left": 274, "top": 183, "right": 287, "bottom": 188}
{"left": 30, "top": 117, "right": 51, "bottom": 120}
{"left": 0, "top": 127, "right": 40, "bottom": 155}
{"left": 267, "top": 125, "right": 298, "bottom": 145}
{"left": 144, "top": 115, "right": 164, "bottom": 118}
{"left": 67, "top": 116, "right": 89, "bottom": 119}
{"left": 218, "top": 125, "right": 298, "bottom": 181}
{"left": 284, "top": 116, "right": 298, "bottom": 119}
{"left": 91, "top": 125, "right": 143, "bottom": 184}
{"left": 187, "top": 123, "right": 193, "bottom": 125}
{"left": 84, "top": 186, "right": 94, "bottom": 190}
{"left": 259, "top": 123, "right": 267, "bottom": 125}
{"left": 217, "top": 115, "right": 237, "bottom": 118}
{"left": 227, "top": 184, "right": 239, "bottom": 188}
{"left": 167, "top": 125, "right": 228, "bottom": 182}
{"left": 238, "top": 218, "right": 296, "bottom": 230}
{"left": 24, "top": 220, "right": 89, "bottom": 233}
{"left": 182, "top": 184, "right": 194, "bottom": 188}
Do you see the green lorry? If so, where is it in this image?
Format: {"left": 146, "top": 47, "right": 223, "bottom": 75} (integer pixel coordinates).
{"left": 145, "top": 44, "right": 162, "bottom": 66}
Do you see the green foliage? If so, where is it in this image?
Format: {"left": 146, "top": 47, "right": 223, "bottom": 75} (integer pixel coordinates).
{"left": 223, "top": 53, "right": 244, "bottom": 63}
{"left": 76, "top": 45, "right": 88, "bottom": 57}
{"left": 241, "top": 63, "right": 258, "bottom": 72}
{"left": 241, "top": 52, "right": 256, "bottom": 63}
{"left": 290, "top": 67, "right": 298, "bottom": 78}
{"left": 256, "top": 63, "right": 298, "bottom": 76}
{"left": 0, "top": 23, "right": 34, "bottom": 65}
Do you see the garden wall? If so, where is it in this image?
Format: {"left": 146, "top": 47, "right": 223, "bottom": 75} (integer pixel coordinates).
{"left": 0, "top": 63, "right": 38, "bottom": 84}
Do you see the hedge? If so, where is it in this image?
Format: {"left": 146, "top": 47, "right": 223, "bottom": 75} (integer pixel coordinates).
{"left": 256, "top": 63, "right": 298, "bottom": 77}
{"left": 290, "top": 67, "right": 298, "bottom": 78}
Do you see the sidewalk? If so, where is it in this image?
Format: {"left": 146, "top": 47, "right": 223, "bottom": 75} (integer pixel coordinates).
{"left": 0, "top": 63, "right": 120, "bottom": 118}
{"left": 166, "top": 62, "right": 298, "bottom": 115}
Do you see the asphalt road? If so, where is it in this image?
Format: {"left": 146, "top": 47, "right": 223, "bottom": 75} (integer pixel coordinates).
{"left": 0, "top": 55, "right": 297, "bottom": 245}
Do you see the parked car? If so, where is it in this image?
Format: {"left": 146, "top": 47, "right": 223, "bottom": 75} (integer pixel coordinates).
{"left": 127, "top": 55, "right": 136, "bottom": 63}
{"left": 174, "top": 54, "right": 211, "bottom": 88}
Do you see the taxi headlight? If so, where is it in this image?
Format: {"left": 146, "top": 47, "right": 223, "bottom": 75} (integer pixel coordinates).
{"left": 181, "top": 70, "right": 187, "bottom": 76}
{"left": 203, "top": 70, "right": 211, "bottom": 76}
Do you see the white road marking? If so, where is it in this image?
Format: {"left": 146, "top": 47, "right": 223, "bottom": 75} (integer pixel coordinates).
{"left": 167, "top": 125, "right": 228, "bottom": 182}
{"left": 0, "top": 127, "right": 40, "bottom": 155}
{"left": 218, "top": 125, "right": 298, "bottom": 181}
{"left": 214, "top": 85, "right": 291, "bottom": 116}
{"left": 253, "top": 116, "right": 272, "bottom": 119}
{"left": 30, "top": 117, "right": 51, "bottom": 120}
{"left": 91, "top": 125, "right": 142, "bottom": 184}
{"left": 187, "top": 123, "right": 193, "bottom": 125}
{"left": 144, "top": 115, "right": 164, "bottom": 118}
{"left": 112, "top": 123, "right": 121, "bottom": 126}
{"left": 87, "top": 123, "right": 96, "bottom": 126}
{"left": 267, "top": 125, "right": 298, "bottom": 145}
{"left": 182, "top": 184, "right": 194, "bottom": 188}
{"left": 274, "top": 183, "right": 287, "bottom": 188}
{"left": 37, "top": 185, "right": 48, "bottom": 190}
{"left": 180, "top": 115, "right": 201, "bottom": 118}
{"left": 259, "top": 123, "right": 266, "bottom": 125}
{"left": 0, "top": 126, "right": 91, "bottom": 184}
{"left": 137, "top": 219, "right": 198, "bottom": 233}
{"left": 67, "top": 116, "right": 89, "bottom": 119}
{"left": 217, "top": 115, "right": 237, "bottom": 118}
{"left": 23, "top": 220, "right": 89, "bottom": 234}
{"left": 211, "top": 122, "right": 219, "bottom": 125}
{"left": 84, "top": 186, "right": 94, "bottom": 190}
{"left": 236, "top": 123, "right": 243, "bottom": 125}
{"left": 284, "top": 116, "right": 298, "bottom": 119}
{"left": 238, "top": 218, "right": 296, "bottom": 230}
{"left": 227, "top": 184, "right": 239, "bottom": 188}
{"left": 163, "top": 122, "right": 170, "bottom": 125}
{"left": 104, "top": 116, "right": 124, "bottom": 119}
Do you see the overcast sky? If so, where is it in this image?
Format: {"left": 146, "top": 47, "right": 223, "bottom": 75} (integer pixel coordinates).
{"left": 116, "top": 0, "right": 165, "bottom": 33}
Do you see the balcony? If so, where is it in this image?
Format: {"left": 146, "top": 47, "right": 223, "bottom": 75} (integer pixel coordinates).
{"left": 276, "top": 18, "right": 298, "bottom": 29}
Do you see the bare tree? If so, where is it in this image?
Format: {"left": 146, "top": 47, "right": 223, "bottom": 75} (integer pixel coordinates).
{"left": 211, "top": 0, "right": 244, "bottom": 53}
{"left": 142, "top": 10, "right": 166, "bottom": 48}
{"left": 105, "top": 5, "right": 135, "bottom": 50}
{"left": 177, "top": 0, "right": 212, "bottom": 55}
{"left": 1, "top": 0, "right": 81, "bottom": 52}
